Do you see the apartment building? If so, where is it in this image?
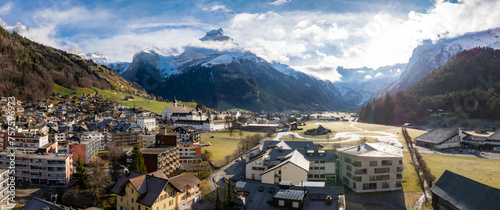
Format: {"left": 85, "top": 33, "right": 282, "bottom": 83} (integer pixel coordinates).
{"left": 69, "top": 138, "right": 99, "bottom": 164}
{"left": 338, "top": 143, "right": 403, "bottom": 193}
{"left": 80, "top": 131, "right": 106, "bottom": 151}
{"left": 246, "top": 141, "right": 336, "bottom": 185}
{"left": 137, "top": 116, "right": 157, "bottom": 132}
{"left": 8, "top": 133, "right": 49, "bottom": 151}
{"left": 178, "top": 145, "right": 203, "bottom": 171}
{"left": 0, "top": 152, "right": 72, "bottom": 186}
{"left": 171, "top": 126, "right": 201, "bottom": 145}
{"left": 0, "top": 169, "right": 8, "bottom": 210}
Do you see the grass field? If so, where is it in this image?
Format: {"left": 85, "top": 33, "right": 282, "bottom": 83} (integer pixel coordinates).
{"left": 200, "top": 137, "right": 241, "bottom": 164}
{"left": 402, "top": 152, "right": 422, "bottom": 193}
{"left": 201, "top": 130, "right": 266, "bottom": 139}
{"left": 422, "top": 153, "right": 500, "bottom": 188}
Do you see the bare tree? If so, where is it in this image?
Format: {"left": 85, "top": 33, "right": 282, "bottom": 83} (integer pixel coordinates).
{"left": 87, "top": 158, "right": 111, "bottom": 206}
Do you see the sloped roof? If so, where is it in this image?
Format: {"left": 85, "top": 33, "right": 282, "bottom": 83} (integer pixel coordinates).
{"left": 262, "top": 141, "right": 320, "bottom": 150}
{"left": 487, "top": 130, "right": 500, "bottom": 141}
{"left": 261, "top": 150, "right": 309, "bottom": 175}
{"left": 414, "top": 129, "right": 458, "bottom": 144}
{"left": 169, "top": 172, "right": 201, "bottom": 191}
{"left": 164, "top": 106, "right": 193, "bottom": 114}
{"left": 21, "top": 197, "right": 69, "bottom": 210}
{"left": 110, "top": 171, "right": 170, "bottom": 207}
{"left": 430, "top": 170, "right": 500, "bottom": 210}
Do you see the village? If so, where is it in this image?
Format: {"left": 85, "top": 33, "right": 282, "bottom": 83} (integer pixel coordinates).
{"left": 0, "top": 92, "right": 500, "bottom": 210}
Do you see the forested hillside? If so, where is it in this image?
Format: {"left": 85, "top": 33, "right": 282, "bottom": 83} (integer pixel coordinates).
{"left": 359, "top": 47, "right": 500, "bottom": 125}
{"left": 0, "top": 27, "right": 141, "bottom": 101}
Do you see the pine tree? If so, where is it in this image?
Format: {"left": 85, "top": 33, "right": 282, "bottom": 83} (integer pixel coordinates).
{"left": 215, "top": 188, "right": 223, "bottom": 210}
{"left": 75, "top": 156, "right": 87, "bottom": 188}
{"left": 223, "top": 181, "right": 234, "bottom": 206}
{"left": 129, "top": 144, "right": 147, "bottom": 174}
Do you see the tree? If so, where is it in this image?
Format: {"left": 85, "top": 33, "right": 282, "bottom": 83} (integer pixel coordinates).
{"left": 223, "top": 181, "right": 234, "bottom": 206}
{"left": 202, "top": 150, "right": 213, "bottom": 162}
{"left": 129, "top": 144, "right": 147, "bottom": 174}
{"left": 75, "top": 156, "right": 87, "bottom": 188}
{"left": 215, "top": 188, "right": 223, "bottom": 210}
{"left": 87, "top": 158, "right": 111, "bottom": 206}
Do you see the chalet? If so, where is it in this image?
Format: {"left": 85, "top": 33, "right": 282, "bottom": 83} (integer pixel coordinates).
{"left": 414, "top": 129, "right": 464, "bottom": 150}
{"left": 430, "top": 170, "right": 500, "bottom": 210}
{"left": 304, "top": 124, "right": 331, "bottom": 135}
{"left": 124, "top": 96, "right": 134, "bottom": 101}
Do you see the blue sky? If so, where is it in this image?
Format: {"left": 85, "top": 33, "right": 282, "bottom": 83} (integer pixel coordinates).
{"left": 0, "top": 0, "right": 498, "bottom": 81}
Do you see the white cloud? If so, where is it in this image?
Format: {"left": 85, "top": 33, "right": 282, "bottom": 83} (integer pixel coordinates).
{"left": 375, "top": 72, "right": 383, "bottom": 77}
{"left": 270, "top": 0, "right": 291, "bottom": 6}
{"left": 200, "top": 4, "right": 231, "bottom": 13}
{"left": 364, "top": 75, "right": 372, "bottom": 80}
{"left": 0, "top": 2, "right": 13, "bottom": 15}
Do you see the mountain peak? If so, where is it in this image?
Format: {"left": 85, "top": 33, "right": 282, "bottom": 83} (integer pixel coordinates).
{"left": 200, "top": 28, "right": 232, "bottom": 42}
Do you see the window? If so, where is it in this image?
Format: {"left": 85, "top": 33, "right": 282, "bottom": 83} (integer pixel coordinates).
{"left": 346, "top": 172, "right": 351, "bottom": 178}
{"left": 382, "top": 182, "right": 389, "bottom": 189}
{"left": 352, "top": 182, "right": 356, "bottom": 189}
{"left": 346, "top": 165, "right": 351, "bottom": 171}
{"left": 362, "top": 183, "right": 377, "bottom": 190}
{"left": 354, "top": 168, "right": 367, "bottom": 174}
{"left": 374, "top": 168, "right": 390, "bottom": 174}
{"left": 369, "top": 175, "right": 390, "bottom": 181}
{"left": 370, "top": 161, "right": 377, "bottom": 166}
{"left": 308, "top": 174, "right": 313, "bottom": 178}
{"left": 314, "top": 174, "right": 319, "bottom": 178}
{"left": 292, "top": 201, "right": 299, "bottom": 208}
{"left": 397, "top": 167, "right": 403, "bottom": 172}
{"left": 396, "top": 181, "right": 402, "bottom": 187}
{"left": 279, "top": 200, "right": 285, "bottom": 206}
{"left": 344, "top": 157, "right": 351, "bottom": 164}
{"left": 352, "top": 176, "right": 361, "bottom": 182}
{"left": 399, "top": 160, "right": 403, "bottom": 165}
{"left": 397, "top": 174, "right": 402, "bottom": 179}
{"left": 352, "top": 161, "right": 362, "bottom": 167}
{"left": 343, "top": 177, "right": 350, "bottom": 185}
{"left": 381, "top": 160, "right": 392, "bottom": 166}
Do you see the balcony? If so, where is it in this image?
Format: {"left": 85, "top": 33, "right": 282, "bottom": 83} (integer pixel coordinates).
{"left": 354, "top": 169, "right": 367, "bottom": 175}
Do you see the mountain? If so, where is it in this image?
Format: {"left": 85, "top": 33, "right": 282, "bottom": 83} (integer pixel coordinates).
{"left": 117, "top": 28, "right": 346, "bottom": 111}
{"left": 0, "top": 26, "right": 141, "bottom": 101}
{"left": 0, "top": 18, "right": 29, "bottom": 34}
{"left": 334, "top": 64, "right": 406, "bottom": 107}
{"left": 359, "top": 47, "right": 500, "bottom": 125}
{"left": 377, "top": 28, "right": 500, "bottom": 97}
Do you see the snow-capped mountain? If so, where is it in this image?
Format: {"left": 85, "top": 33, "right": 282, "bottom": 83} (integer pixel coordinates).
{"left": 67, "top": 48, "right": 115, "bottom": 65}
{"left": 377, "top": 28, "right": 500, "bottom": 97}
{"left": 117, "top": 28, "right": 347, "bottom": 111}
{"left": 334, "top": 64, "right": 405, "bottom": 107}
{"left": 0, "top": 18, "right": 29, "bottom": 34}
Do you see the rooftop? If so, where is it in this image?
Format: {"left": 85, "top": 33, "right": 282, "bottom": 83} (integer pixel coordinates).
{"left": 414, "top": 129, "right": 458, "bottom": 144}
{"left": 339, "top": 143, "right": 402, "bottom": 157}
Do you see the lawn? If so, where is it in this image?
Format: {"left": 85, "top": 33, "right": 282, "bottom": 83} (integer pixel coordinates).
{"left": 199, "top": 178, "right": 213, "bottom": 199}
{"left": 402, "top": 152, "right": 422, "bottom": 193}
{"left": 201, "top": 130, "right": 266, "bottom": 140}
{"left": 200, "top": 138, "right": 241, "bottom": 165}
{"left": 422, "top": 153, "right": 500, "bottom": 188}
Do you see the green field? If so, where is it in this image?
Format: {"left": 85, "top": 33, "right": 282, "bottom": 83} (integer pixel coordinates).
{"left": 422, "top": 153, "right": 500, "bottom": 188}
{"left": 402, "top": 152, "right": 422, "bottom": 193}
{"left": 201, "top": 130, "right": 266, "bottom": 139}
{"left": 200, "top": 137, "right": 241, "bottom": 164}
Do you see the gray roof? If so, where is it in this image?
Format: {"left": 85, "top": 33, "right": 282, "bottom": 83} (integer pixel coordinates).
{"left": 339, "top": 143, "right": 402, "bottom": 157}
{"left": 110, "top": 171, "right": 170, "bottom": 207}
{"left": 430, "top": 170, "right": 500, "bottom": 210}
{"left": 273, "top": 189, "right": 305, "bottom": 201}
{"left": 21, "top": 197, "right": 68, "bottom": 210}
{"left": 414, "top": 129, "right": 458, "bottom": 144}
{"left": 262, "top": 141, "right": 321, "bottom": 150}
{"left": 487, "top": 130, "right": 500, "bottom": 141}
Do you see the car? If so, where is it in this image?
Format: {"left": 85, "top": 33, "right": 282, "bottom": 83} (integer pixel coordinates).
{"left": 268, "top": 187, "right": 275, "bottom": 193}
{"left": 210, "top": 136, "right": 214, "bottom": 138}
{"left": 258, "top": 186, "right": 265, "bottom": 192}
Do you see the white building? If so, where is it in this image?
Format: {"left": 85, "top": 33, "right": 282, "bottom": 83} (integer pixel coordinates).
{"left": 245, "top": 141, "right": 336, "bottom": 185}
{"left": 80, "top": 131, "right": 106, "bottom": 151}
{"left": 136, "top": 116, "right": 157, "bottom": 132}
{"left": 338, "top": 143, "right": 403, "bottom": 193}
{"left": 10, "top": 133, "right": 49, "bottom": 151}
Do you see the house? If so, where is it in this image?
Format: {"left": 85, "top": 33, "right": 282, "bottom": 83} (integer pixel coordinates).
{"left": 161, "top": 100, "right": 194, "bottom": 121}
{"left": 174, "top": 119, "right": 227, "bottom": 132}
{"left": 338, "top": 143, "right": 403, "bottom": 193}
{"left": 126, "top": 134, "right": 180, "bottom": 176}
{"left": 171, "top": 126, "right": 201, "bottom": 145}
{"left": 111, "top": 123, "right": 145, "bottom": 148}
{"left": 414, "top": 129, "right": 463, "bottom": 150}
{"left": 8, "top": 132, "right": 49, "bottom": 151}
{"left": 304, "top": 124, "right": 331, "bottom": 135}
{"left": 246, "top": 141, "right": 335, "bottom": 185}
{"left": 112, "top": 171, "right": 177, "bottom": 210}
{"left": 80, "top": 131, "right": 106, "bottom": 151}
{"left": 430, "top": 170, "right": 500, "bottom": 210}
{"left": 124, "top": 96, "right": 134, "bottom": 101}
{"left": 168, "top": 173, "right": 202, "bottom": 209}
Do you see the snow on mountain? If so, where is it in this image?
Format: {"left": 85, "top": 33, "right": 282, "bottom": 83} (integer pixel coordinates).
{"left": 0, "top": 18, "right": 29, "bottom": 34}
{"left": 378, "top": 27, "right": 500, "bottom": 96}
{"left": 200, "top": 28, "right": 232, "bottom": 41}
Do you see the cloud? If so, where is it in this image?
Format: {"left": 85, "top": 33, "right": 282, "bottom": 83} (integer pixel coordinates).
{"left": 270, "top": 0, "right": 291, "bottom": 6}
{"left": 200, "top": 4, "right": 231, "bottom": 13}
{"left": 0, "top": 2, "right": 13, "bottom": 15}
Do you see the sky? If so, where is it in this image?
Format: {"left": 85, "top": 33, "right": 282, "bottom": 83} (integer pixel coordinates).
{"left": 1, "top": 0, "right": 500, "bottom": 82}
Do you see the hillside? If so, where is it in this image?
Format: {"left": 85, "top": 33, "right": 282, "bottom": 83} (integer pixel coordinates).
{"left": 359, "top": 47, "right": 500, "bottom": 125}
{"left": 116, "top": 29, "right": 346, "bottom": 112}
{"left": 0, "top": 27, "right": 142, "bottom": 101}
